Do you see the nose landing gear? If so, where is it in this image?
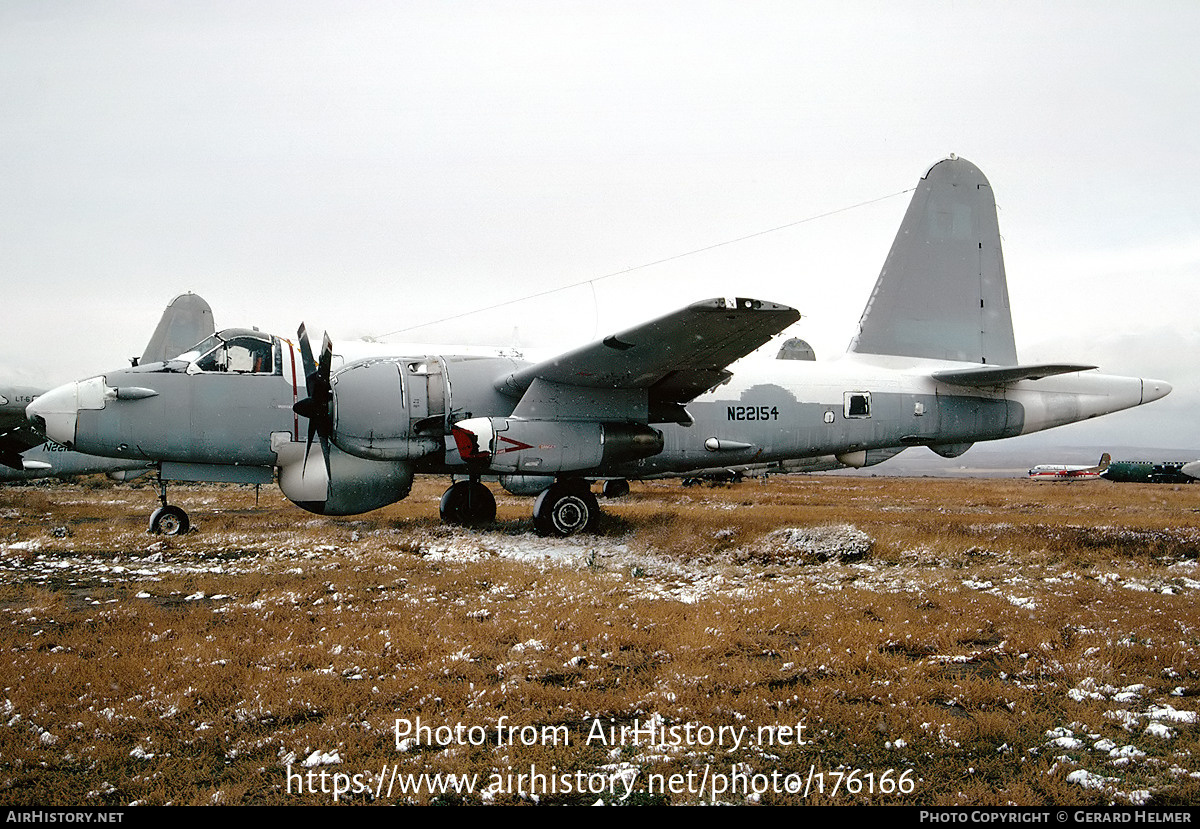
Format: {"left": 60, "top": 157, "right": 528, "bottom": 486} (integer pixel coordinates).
{"left": 148, "top": 474, "right": 190, "bottom": 535}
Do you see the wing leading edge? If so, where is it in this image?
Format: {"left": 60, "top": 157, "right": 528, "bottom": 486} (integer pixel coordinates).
{"left": 497, "top": 297, "right": 799, "bottom": 423}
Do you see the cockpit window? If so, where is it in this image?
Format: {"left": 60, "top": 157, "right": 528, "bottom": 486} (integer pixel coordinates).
{"left": 194, "top": 335, "right": 276, "bottom": 374}
{"left": 177, "top": 334, "right": 222, "bottom": 364}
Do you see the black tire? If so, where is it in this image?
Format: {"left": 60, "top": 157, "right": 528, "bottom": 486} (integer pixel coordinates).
{"left": 532, "top": 483, "right": 599, "bottom": 537}
{"left": 602, "top": 479, "right": 630, "bottom": 499}
{"left": 439, "top": 481, "right": 496, "bottom": 527}
{"left": 149, "top": 505, "right": 190, "bottom": 536}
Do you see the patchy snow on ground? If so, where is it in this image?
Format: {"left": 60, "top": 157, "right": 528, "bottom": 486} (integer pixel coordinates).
{"left": 3, "top": 485, "right": 1199, "bottom": 805}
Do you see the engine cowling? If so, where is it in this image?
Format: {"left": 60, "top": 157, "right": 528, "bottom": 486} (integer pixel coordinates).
{"left": 274, "top": 434, "right": 413, "bottom": 516}
{"left": 328, "top": 359, "right": 442, "bottom": 460}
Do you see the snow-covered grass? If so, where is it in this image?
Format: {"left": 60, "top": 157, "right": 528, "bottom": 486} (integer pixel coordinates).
{"left": 0, "top": 475, "right": 1198, "bottom": 805}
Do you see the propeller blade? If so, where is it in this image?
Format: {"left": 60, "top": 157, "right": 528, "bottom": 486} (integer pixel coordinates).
{"left": 297, "top": 323, "right": 318, "bottom": 398}
{"left": 293, "top": 323, "right": 335, "bottom": 474}
{"left": 318, "top": 332, "right": 333, "bottom": 387}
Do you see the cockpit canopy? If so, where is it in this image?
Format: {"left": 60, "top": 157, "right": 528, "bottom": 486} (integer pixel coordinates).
{"left": 178, "top": 329, "right": 280, "bottom": 375}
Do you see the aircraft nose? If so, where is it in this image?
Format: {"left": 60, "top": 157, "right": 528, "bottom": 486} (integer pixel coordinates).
{"left": 1142, "top": 379, "right": 1172, "bottom": 404}
{"left": 26, "top": 377, "right": 107, "bottom": 448}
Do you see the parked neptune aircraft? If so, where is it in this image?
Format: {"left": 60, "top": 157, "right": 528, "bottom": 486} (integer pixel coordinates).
{"left": 1101, "top": 460, "right": 1195, "bottom": 484}
{"left": 1027, "top": 453, "right": 1110, "bottom": 481}
{"left": 0, "top": 293, "right": 214, "bottom": 483}
{"left": 27, "top": 157, "right": 1171, "bottom": 536}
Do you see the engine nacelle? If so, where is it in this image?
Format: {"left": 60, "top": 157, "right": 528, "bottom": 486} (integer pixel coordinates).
{"left": 453, "top": 418, "right": 663, "bottom": 475}
{"left": 328, "top": 359, "right": 443, "bottom": 460}
{"left": 274, "top": 433, "right": 413, "bottom": 516}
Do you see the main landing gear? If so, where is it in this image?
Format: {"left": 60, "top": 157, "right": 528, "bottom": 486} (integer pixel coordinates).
{"left": 439, "top": 478, "right": 497, "bottom": 527}
{"left": 532, "top": 479, "right": 599, "bottom": 537}
{"left": 440, "top": 476, "right": 625, "bottom": 537}
{"left": 601, "top": 478, "right": 630, "bottom": 499}
{"left": 148, "top": 475, "right": 190, "bottom": 536}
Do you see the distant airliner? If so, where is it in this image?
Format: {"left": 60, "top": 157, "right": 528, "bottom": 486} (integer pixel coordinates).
{"left": 1028, "top": 453, "right": 1110, "bottom": 481}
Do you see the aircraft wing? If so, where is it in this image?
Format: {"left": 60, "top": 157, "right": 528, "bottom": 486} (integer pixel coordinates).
{"left": 0, "top": 387, "right": 48, "bottom": 469}
{"left": 0, "top": 422, "right": 46, "bottom": 470}
{"left": 931, "top": 363, "right": 1097, "bottom": 387}
{"left": 497, "top": 297, "right": 799, "bottom": 422}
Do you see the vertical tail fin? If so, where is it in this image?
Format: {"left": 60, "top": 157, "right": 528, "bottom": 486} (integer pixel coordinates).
{"left": 848, "top": 156, "right": 1017, "bottom": 365}
{"left": 138, "top": 292, "right": 216, "bottom": 365}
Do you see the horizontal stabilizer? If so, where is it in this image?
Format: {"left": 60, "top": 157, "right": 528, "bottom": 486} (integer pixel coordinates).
{"left": 931, "top": 363, "right": 1097, "bottom": 387}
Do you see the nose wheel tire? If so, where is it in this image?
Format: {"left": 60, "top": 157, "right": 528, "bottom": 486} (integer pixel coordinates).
{"left": 533, "top": 482, "right": 599, "bottom": 537}
{"left": 439, "top": 480, "right": 497, "bottom": 527}
{"left": 149, "top": 505, "right": 190, "bottom": 536}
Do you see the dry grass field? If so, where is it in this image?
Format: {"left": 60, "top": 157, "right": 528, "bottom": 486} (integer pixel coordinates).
{"left": 1, "top": 473, "right": 1199, "bottom": 806}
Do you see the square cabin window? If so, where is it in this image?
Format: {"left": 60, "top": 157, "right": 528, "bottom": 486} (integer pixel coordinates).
{"left": 844, "top": 392, "right": 871, "bottom": 419}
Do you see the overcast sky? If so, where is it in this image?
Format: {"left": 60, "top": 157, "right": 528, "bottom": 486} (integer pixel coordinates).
{"left": 2, "top": 2, "right": 1197, "bottom": 452}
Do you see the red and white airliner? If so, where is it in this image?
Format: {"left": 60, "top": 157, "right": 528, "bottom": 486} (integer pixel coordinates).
{"left": 1028, "top": 453, "right": 1110, "bottom": 481}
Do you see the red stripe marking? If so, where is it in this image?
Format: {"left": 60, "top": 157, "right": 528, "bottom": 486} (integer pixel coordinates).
{"left": 288, "top": 341, "right": 299, "bottom": 441}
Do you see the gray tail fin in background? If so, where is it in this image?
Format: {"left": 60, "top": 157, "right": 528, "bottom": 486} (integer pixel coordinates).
{"left": 848, "top": 156, "right": 1017, "bottom": 365}
{"left": 139, "top": 292, "right": 215, "bottom": 365}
